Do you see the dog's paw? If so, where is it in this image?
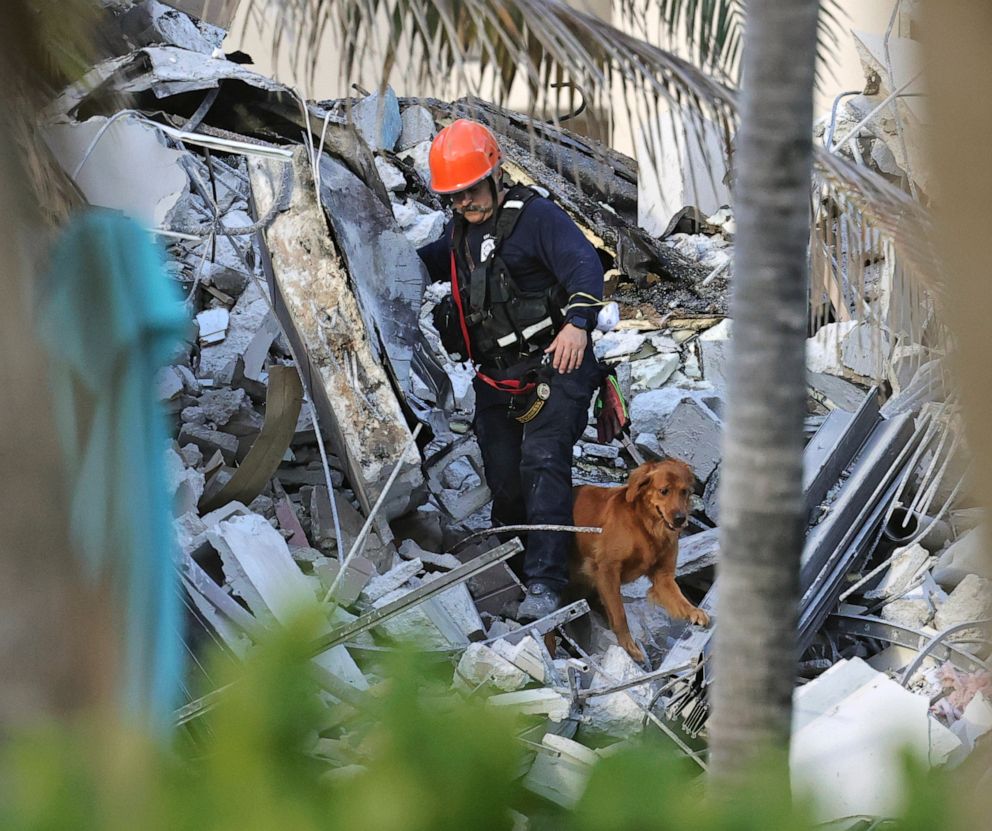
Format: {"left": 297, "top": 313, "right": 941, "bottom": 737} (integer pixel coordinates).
{"left": 619, "top": 636, "right": 646, "bottom": 664}
{"left": 687, "top": 606, "right": 711, "bottom": 627}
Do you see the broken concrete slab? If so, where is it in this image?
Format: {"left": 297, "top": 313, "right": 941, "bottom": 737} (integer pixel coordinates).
{"left": 654, "top": 396, "right": 723, "bottom": 482}
{"left": 396, "top": 140, "right": 432, "bottom": 188}
{"left": 422, "top": 573, "right": 486, "bottom": 641}
{"left": 933, "top": 575, "right": 992, "bottom": 646}
{"left": 178, "top": 423, "right": 239, "bottom": 464}
{"left": 523, "top": 733, "right": 597, "bottom": 809}
{"left": 488, "top": 688, "right": 571, "bottom": 722}
{"left": 629, "top": 352, "right": 680, "bottom": 392}
{"left": 351, "top": 87, "right": 402, "bottom": 151}
{"left": 206, "top": 512, "right": 368, "bottom": 692}
{"left": 933, "top": 527, "right": 991, "bottom": 589}
{"left": 360, "top": 559, "right": 422, "bottom": 604}
{"left": 318, "top": 154, "right": 426, "bottom": 395}
{"left": 398, "top": 104, "right": 436, "bottom": 151}
{"left": 397, "top": 538, "right": 460, "bottom": 571}
{"left": 864, "top": 543, "right": 931, "bottom": 601}
{"left": 44, "top": 113, "right": 190, "bottom": 228}
{"left": 374, "top": 156, "right": 406, "bottom": 192}
{"left": 790, "top": 657, "right": 961, "bottom": 823}
{"left": 491, "top": 636, "right": 549, "bottom": 684}
{"left": 198, "top": 278, "right": 270, "bottom": 379}
{"left": 251, "top": 149, "right": 423, "bottom": 522}
{"left": 698, "top": 318, "right": 731, "bottom": 388}
{"left": 582, "top": 646, "right": 653, "bottom": 737}
{"left": 453, "top": 643, "right": 530, "bottom": 693}
{"left": 314, "top": 556, "right": 377, "bottom": 608}
{"left": 370, "top": 584, "right": 456, "bottom": 650}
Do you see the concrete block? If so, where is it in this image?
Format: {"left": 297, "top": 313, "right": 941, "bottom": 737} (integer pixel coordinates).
{"left": 402, "top": 210, "right": 446, "bottom": 248}
{"left": 198, "top": 387, "right": 259, "bottom": 432}
{"left": 203, "top": 262, "right": 250, "bottom": 297}
{"left": 196, "top": 307, "right": 230, "bottom": 345}
{"left": 880, "top": 599, "right": 932, "bottom": 629}
{"left": 351, "top": 87, "right": 402, "bottom": 151}
{"left": 655, "top": 397, "right": 723, "bottom": 482}
{"left": 360, "top": 558, "right": 422, "bottom": 603}
{"left": 523, "top": 734, "right": 596, "bottom": 808}
{"left": 628, "top": 388, "right": 689, "bottom": 437}
{"left": 156, "top": 366, "right": 184, "bottom": 401}
{"left": 423, "top": 572, "right": 486, "bottom": 640}
{"left": 583, "top": 645, "right": 652, "bottom": 737}
{"left": 198, "top": 278, "right": 270, "bottom": 379}
{"left": 934, "top": 575, "right": 992, "bottom": 645}
{"left": 933, "top": 527, "right": 991, "bottom": 589}
{"left": 453, "top": 643, "right": 529, "bottom": 693}
{"left": 374, "top": 156, "right": 406, "bottom": 192}
{"left": 491, "top": 635, "right": 548, "bottom": 683}
{"left": 398, "top": 538, "right": 460, "bottom": 570}
{"left": 371, "top": 585, "right": 454, "bottom": 649}
{"left": 178, "top": 442, "right": 203, "bottom": 468}
{"left": 314, "top": 555, "right": 377, "bottom": 607}
{"left": 581, "top": 442, "right": 620, "bottom": 461}
{"left": 488, "top": 688, "right": 571, "bottom": 722}
{"left": 178, "top": 423, "right": 239, "bottom": 464}
{"left": 397, "top": 140, "right": 432, "bottom": 187}
{"left": 398, "top": 104, "right": 436, "bottom": 151}
{"left": 593, "top": 330, "right": 648, "bottom": 362}
{"left": 629, "top": 352, "right": 680, "bottom": 392}
{"left": 864, "top": 543, "right": 931, "bottom": 601}
{"left": 698, "top": 318, "right": 732, "bottom": 387}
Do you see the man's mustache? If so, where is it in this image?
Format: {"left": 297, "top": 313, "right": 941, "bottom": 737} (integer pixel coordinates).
{"left": 455, "top": 204, "right": 489, "bottom": 214}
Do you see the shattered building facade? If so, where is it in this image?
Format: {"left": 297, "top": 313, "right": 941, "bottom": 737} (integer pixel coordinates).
{"left": 28, "top": 0, "right": 991, "bottom": 820}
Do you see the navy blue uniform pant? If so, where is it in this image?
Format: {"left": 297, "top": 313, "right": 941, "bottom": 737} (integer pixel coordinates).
{"left": 473, "top": 346, "right": 600, "bottom": 591}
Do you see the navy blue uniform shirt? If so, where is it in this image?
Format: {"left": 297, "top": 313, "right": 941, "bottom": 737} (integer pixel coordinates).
{"left": 417, "top": 194, "right": 605, "bottom": 331}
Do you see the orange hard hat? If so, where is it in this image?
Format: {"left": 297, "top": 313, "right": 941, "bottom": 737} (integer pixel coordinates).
{"left": 428, "top": 119, "right": 502, "bottom": 194}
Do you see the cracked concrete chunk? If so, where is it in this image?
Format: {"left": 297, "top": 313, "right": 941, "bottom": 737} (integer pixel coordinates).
{"left": 351, "top": 87, "right": 402, "bottom": 151}
{"left": 45, "top": 114, "right": 189, "bottom": 228}
{"left": 453, "top": 643, "right": 529, "bottom": 693}
{"left": 398, "top": 104, "right": 436, "bottom": 151}
{"left": 582, "top": 645, "right": 652, "bottom": 737}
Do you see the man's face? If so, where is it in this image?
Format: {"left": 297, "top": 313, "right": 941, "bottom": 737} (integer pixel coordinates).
{"left": 450, "top": 179, "right": 495, "bottom": 224}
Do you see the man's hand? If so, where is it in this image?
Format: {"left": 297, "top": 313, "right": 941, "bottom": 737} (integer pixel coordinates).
{"left": 545, "top": 323, "right": 588, "bottom": 374}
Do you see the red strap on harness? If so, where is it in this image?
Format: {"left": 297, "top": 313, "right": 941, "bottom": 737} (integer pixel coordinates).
{"left": 449, "top": 251, "right": 536, "bottom": 395}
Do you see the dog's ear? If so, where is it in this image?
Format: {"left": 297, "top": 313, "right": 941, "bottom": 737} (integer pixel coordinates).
{"left": 625, "top": 464, "right": 654, "bottom": 503}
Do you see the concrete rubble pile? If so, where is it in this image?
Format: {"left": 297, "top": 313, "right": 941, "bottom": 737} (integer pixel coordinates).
{"left": 39, "top": 1, "right": 990, "bottom": 818}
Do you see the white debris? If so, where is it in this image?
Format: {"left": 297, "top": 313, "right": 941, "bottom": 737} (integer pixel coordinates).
{"left": 351, "top": 87, "right": 402, "bottom": 151}
{"left": 593, "top": 330, "right": 647, "bottom": 361}
{"left": 453, "top": 643, "right": 530, "bottom": 693}
{"left": 583, "top": 645, "right": 652, "bottom": 737}
{"left": 790, "top": 658, "right": 962, "bottom": 823}
{"left": 397, "top": 104, "right": 436, "bottom": 151}
{"left": 397, "top": 140, "right": 432, "bottom": 188}
{"left": 195, "top": 308, "right": 230, "bottom": 345}
{"left": 933, "top": 526, "right": 991, "bottom": 589}
{"left": 933, "top": 574, "right": 992, "bottom": 646}
{"left": 630, "top": 352, "right": 679, "bottom": 392}
{"left": 488, "top": 688, "right": 571, "bottom": 722}
{"left": 360, "top": 558, "right": 422, "bottom": 603}
{"left": 374, "top": 156, "right": 407, "bottom": 192}
{"left": 402, "top": 210, "right": 446, "bottom": 248}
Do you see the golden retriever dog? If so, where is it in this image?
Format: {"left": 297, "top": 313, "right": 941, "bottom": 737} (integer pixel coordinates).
{"left": 572, "top": 459, "right": 711, "bottom": 663}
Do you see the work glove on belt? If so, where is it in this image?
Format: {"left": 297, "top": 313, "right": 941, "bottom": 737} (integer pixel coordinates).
{"left": 593, "top": 367, "right": 629, "bottom": 444}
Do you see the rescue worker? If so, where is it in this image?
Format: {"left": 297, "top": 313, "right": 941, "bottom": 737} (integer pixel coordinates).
{"left": 417, "top": 119, "right": 604, "bottom": 621}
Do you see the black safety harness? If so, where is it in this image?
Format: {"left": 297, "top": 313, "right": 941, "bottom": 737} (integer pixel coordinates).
{"left": 448, "top": 184, "right": 566, "bottom": 407}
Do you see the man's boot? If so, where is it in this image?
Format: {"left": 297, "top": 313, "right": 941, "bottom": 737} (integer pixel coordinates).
{"left": 517, "top": 582, "right": 561, "bottom": 622}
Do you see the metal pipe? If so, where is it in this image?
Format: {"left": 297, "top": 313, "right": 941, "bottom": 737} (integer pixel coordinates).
{"left": 883, "top": 505, "right": 951, "bottom": 551}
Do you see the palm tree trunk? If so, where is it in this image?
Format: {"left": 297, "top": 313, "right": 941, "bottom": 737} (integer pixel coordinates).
{"left": 707, "top": 0, "right": 820, "bottom": 785}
